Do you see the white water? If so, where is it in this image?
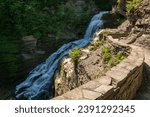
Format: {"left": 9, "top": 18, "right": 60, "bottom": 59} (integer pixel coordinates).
{"left": 16, "top": 11, "right": 108, "bottom": 100}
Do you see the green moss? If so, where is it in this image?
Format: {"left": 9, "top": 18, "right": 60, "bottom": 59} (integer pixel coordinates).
{"left": 69, "top": 48, "right": 82, "bottom": 62}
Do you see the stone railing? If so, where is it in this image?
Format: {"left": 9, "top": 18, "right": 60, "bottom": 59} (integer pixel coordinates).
{"left": 52, "top": 32, "right": 145, "bottom": 100}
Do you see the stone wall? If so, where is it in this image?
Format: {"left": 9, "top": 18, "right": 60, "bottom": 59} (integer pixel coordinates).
{"left": 52, "top": 33, "right": 145, "bottom": 100}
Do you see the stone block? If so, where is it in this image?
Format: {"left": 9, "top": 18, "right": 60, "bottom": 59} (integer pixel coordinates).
{"left": 94, "top": 85, "right": 113, "bottom": 93}
{"left": 117, "top": 62, "right": 129, "bottom": 68}
{"left": 135, "top": 58, "right": 144, "bottom": 67}
{"left": 127, "top": 56, "right": 137, "bottom": 63}
{"left": 94, "top": 85, "right": 114, "bottom": 99}
{"left": 80, "top": 80, "right": 101, "bottom": 90}
{"left": 117, "top": 68, "right": 130, "bottom": 74}
{"left": 95, "top": 76, "right": 112, "bottom": 85}
{"left": 82, "top": 89, "right": 102, "bottom": 99}
{"left": 125, "top": 64, "right": 137, "bottom": 71}
{"left": 130, "top": 51, "right": 138, "bottom": 58}
{"left": 106, "top": 70, "right": 128, "bottom": 87}
{"left": 63, "top": 88, "right": 84, "bottom": 99}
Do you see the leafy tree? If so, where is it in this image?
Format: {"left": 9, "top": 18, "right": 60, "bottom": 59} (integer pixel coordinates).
{"left": 0, "top": 0, "right": 93, "bottom": 82}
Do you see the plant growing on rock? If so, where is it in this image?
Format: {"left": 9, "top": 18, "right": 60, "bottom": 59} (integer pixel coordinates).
{"left": 117, "top": 0, "right": 141, "bottom": 12}
{"left": 102, "top": 45, "right": 126, "bottom": 67}
{"left": 89, "top": 38, "right": 105, "bottom": 51}
{"left": 126, "top": 0, "right": 141, "bottom": 12}
{"left": 102, "top": 45, "right": 112, "bottom": 62}
{"left": 69, "top": 48, "right": 82, "bottom": 63}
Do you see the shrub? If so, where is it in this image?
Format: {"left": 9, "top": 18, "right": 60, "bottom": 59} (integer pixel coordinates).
{"left": 126, "top": 0, "right": 141, "bottom": 12}
{"left": 117, "top": 0, "right": 141, "bottom": 12}
{"left": 102, "top": 45, "right": 112, "bottom": 62}
{"left": 102, "top": 45, "right": 126, "bottom": 67}
{"left": 89, "top": 38, "right": 105, "bottom": 51}
{"left": 69, "top": 48, "right": 82, "bottom": 62}
{"left": 102, "top": 45, "right": 110, "bottom": 54}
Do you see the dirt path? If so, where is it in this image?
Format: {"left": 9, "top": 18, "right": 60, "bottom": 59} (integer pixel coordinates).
{"left": 134, "top": 48, "right": 150, "bottom": 100}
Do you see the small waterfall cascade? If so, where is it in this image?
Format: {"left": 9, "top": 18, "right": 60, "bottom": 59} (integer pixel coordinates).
{"left": 16, "top": 11, "right": 108, "bottom": 100}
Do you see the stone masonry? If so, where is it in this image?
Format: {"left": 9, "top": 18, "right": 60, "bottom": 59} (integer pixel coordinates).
{"left": 52, "top": 31, "right": 145, "bottom": 100}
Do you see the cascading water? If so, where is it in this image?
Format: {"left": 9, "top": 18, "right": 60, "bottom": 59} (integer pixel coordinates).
{"left": 16, "top": 11, "right": 108, "bottom": 100}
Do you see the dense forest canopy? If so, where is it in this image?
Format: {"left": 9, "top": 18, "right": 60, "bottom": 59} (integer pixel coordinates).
{"left": 0, "top": 0, "right": 116, "bottom": 37}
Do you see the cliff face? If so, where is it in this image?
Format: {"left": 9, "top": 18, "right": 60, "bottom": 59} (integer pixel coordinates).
{"left": 111, "top": 0, "right": 150, "bottom": 48}
{"left": 127, "top": 0, "right": 150, "bottom": 48}
{"left": 124, "top": 0, "right": 150, "bottom": 48}
{"left": 128, "top": 0, "right": 150, "bottom": 27}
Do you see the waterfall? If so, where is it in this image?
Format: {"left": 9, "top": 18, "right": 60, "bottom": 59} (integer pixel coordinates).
{"left": 16, "top": 11, "right": 108, "bottom": 100}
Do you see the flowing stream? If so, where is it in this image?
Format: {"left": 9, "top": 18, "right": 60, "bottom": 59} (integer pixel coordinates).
{"left": 16, "top": 11, "right": 108, "bottom": 100}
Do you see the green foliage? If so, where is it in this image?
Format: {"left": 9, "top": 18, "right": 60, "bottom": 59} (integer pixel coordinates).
{"left": 0, "top": 0, "right": 93, "bottom": 81}
{"left": 97, "top": 38, "right": 105, "bottom": 46}
{"left": 0, "top": 35, "right": 21, "bottom": 80}
{"left": 69, "top": 48, "right": 82, "bottom": 63}
{"left": 116, "top": 52, "right": 126, "bottom": 61}
{"left": 126, "top": 0, "right": 141, "bottom": 12}
{"left": 90, "top": 38, "right": 105, "bottom": 51}
{"left": 102, "top": 46, "right": 112, "bottom": 62}
{"left": 117, "top": 0, "right": 141, "bottom": 12}
{"left": 0, "top": 0, "right": 71, "bottom": 37}
{"left": 102, "top": 45, "right": 110, "bottom": 54}
{"left": 102, "top": 45, "right": 126, "bottom": 67}
{"left": 0, "top": 0, "right": 93, "bottom": 39}
{"left": 117, "top": 0, "right": 121, "bottom": 4}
